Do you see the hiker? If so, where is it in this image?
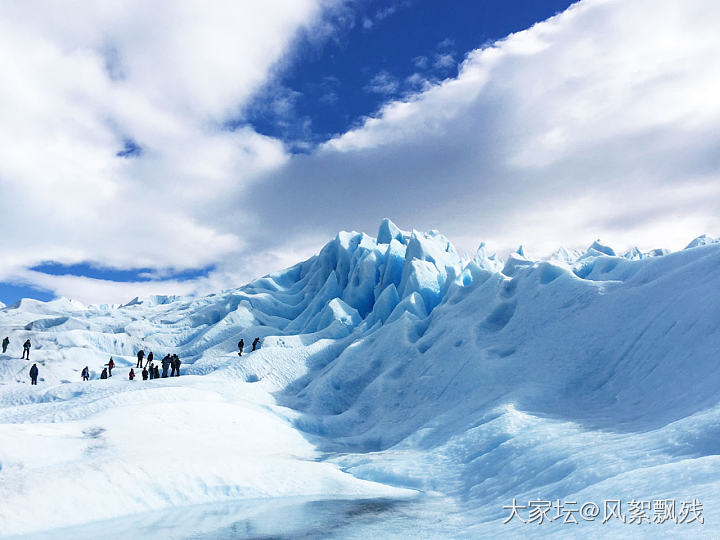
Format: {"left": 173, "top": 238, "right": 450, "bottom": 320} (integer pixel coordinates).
{"left": 22, "top": 339, "right": 31, "bottom": 360}
{"left": 81, "top": 366, "right": 90, "bottom": 381}
{"left": 29, "top": 363, "right": 38, "bottom": 385}
{"left": 148, "top": 361, "right": 155, "bottom": 380}
{"left": 142, "top": 366, "right": 148, "bottom": 380}
{"left": 136, "top": 349, "right": 145, "bottom": 368}
{"left": 153, "top": 364, "right": 160, "bottom": 379}
{"left": 237, "top": 339, "right": 244, "bottom": 357}
{"left": 106, "top": 357, "right": 115, "bottom": 377}
{"left": 100, "top": 368, "right": 108, "bottom": 380}
{"left": 2, "top": 336, "right": 8, "bottom": 353}
{"left": 161, "top": 354, "right": 171, "bottom": 378}
{"left": 252, "top": 337, "right": 260, "bottom": 352}
{"left": 170, "top": 354, "right": 181, "bottom": 377}
{"left": 145, "top": 351, "right": 154, "bottom": 367}
{"left": 129, "top": 368, "right": 135, "bottom": 381}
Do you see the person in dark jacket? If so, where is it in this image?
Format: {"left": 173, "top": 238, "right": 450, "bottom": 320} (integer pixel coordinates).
{"left": 81, "top": 366, "right": 90, "bottom": 381}
{"left": 148, "top": 361, "right": 155, "bottom": 380}
{"left": 153, "top": 364, "right": 160, "bottom": 379}
{"left": 129, "top": 369, "right": 135, "bottom": 381}
{"left": 252, "top": 337, "right": 260, "bottom": 352}
{"left": 106, "top": 357, "right": 115, "bottom": 377}
{"left": 237, "top": 339, "right": 244, "bottom": 357}
{"left": 22, "top": 339, "right": 31, "bottom": 360}
{"left": 100, "top": 368, "right": 108, "bottom": 380}
{"left": 161, "top": 355, "right": 171, "bottom": 378}
{"left": 145, "top": 351, "right": 154, "bottom": 367}
{"left": 136, "top": 349, "right": 145, "bottom": 368}
{"left": 170, "top": 354, "right": 181, "bottom": 377}
{"left": 2, "top": 336, "right": 9, "bottom": 353}
{"left": 29, "top": 363, "right": 38, "bottom": 385}
{"left": 142, "top": 367, "right": 148, "bottom": 380}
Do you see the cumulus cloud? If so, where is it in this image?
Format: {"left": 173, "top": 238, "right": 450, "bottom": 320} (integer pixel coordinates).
{"left": 0, "top": 232, "right": 327, "bottom": 305}
{"left": 364, "top": 71, "right": 400, "bottom": 95}
{"left": 432, "top": 53, "right": 456, "bottom": 70}
{"left": 245, "top": 0, "right": 720, "bottom": 258}
{"left": 375, "top": 6, "right": 399, "bottom": 22}
{"left": 4, "top": 0, "right": 720, "bottom": 304}
{"left": 412, "top": 56, "right": 429, "bottom": 69}
{"left": 0, "top": 0, "right": 330, "bottom": 300}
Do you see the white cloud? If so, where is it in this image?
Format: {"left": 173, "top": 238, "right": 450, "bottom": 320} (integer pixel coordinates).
{"left": 0, "top": 234, "right": 326, "bottom": 305}
{"left": 405, "top": 73, "right": 432, "bottom": 91}
{"left": 4, "top": 0, "right": 720, "bottom": 304}
{"left": 433, "top": 53, "right": 456, "bottom": 70}
{"left": 251, "top": 0, "right": 720, "bottom": 258}
{"left": 375, "top": 6, "right": 399, "bottom": 22}
{"left": 412, "top": 56, "right": 429, "bottom": 69}
{"left": 0, "top": 1, "right": 322, "bottom": 119}
{"left": 0, "top": 0, "right": 330, "bottom": 300}
{"left": 364, "top": 71, "right": 400, "bottom": 95}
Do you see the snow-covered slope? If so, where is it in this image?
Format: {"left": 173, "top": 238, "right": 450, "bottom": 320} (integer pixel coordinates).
{"left": 1, "top": 220, "right": 719, "bottom": 538}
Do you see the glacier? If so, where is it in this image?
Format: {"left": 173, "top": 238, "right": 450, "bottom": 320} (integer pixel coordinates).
{"left": 0, "top": 219, "right": 719, "bottom": 538}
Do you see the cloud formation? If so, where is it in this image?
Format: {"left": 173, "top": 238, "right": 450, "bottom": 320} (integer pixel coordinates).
{"left": 2, "top": 0, "right": 719, "bottom": 303}
{"left": 0, "top": 0, "right": 329, "bottom": 300}
{"left": 364, "top": 71, "right": 400, "bottom": 95}
{"left": 247, "top": 0, "right": 720, "bottom": 258}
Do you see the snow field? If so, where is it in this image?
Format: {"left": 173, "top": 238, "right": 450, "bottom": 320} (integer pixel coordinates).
{"left": 1, "top": 220, "right": 719, "bottom": 537}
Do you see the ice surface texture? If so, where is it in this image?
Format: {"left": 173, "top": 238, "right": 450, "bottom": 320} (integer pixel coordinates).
{"left": 1, "top": 221, "right": 719, "bottom": 538}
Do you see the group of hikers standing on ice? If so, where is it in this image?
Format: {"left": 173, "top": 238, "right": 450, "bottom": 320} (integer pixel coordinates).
{"left": 2, "top": 336, "right": 32, "bottom": 358}
{"left": 92, "top": 349, "right": 183, "bottom": 381}
{"left": 2, "top": 336, "right": 39, "bottom": 384}
{"left": 24, "top": 349, "right": 185, "bottom": 384}
{"left": 127, "top": 349, "right": 182, "bottom": 380}
{"left": 238, "top": 337, "right": 260, "bottom": 356}
{"left": 4, "top": 334, "right": 261, "bottom": 385}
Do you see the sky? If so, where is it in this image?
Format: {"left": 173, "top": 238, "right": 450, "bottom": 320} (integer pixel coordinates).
{"left": 0, "top": 0, "right": 719, "bottom": 305}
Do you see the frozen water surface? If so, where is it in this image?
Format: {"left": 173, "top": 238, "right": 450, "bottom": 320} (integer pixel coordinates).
{"left": 10, "top": 496, "right": 466, "bottom": 540}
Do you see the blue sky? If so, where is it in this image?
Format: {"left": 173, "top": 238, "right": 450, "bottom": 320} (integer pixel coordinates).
{"left": 1, "top": 265, "right": 215, "bottom": 306}
{"left": 0, "top": 0, "right": 573, "bottom": 305}
{"left": 0, "top": 0, "right": 718, "bottom": 305}
{"left": 241, "top": 0, "right": 574, "bottom": 148}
